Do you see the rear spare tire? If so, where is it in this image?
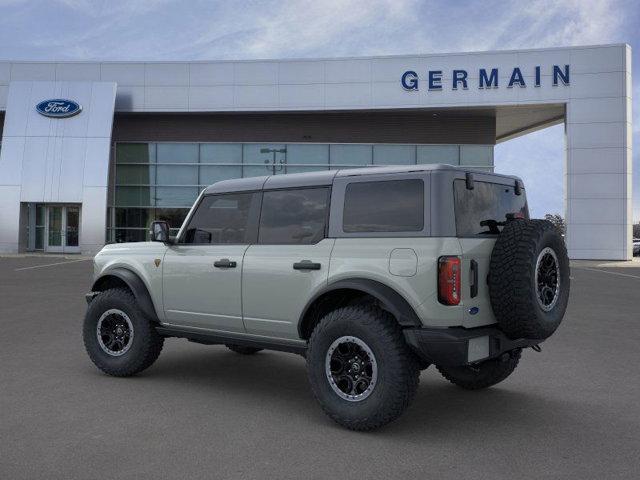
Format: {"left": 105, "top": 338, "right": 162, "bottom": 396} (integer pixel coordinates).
{"left": 488, "top": 219, "right": 570, "bottom": 340}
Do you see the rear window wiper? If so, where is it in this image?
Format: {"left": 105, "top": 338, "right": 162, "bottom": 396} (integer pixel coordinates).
{"left": 479, "top": 213, "right": 526, "bottom": 234}
{"left": 479, "top": 219, "right": 503, "bottom": 234}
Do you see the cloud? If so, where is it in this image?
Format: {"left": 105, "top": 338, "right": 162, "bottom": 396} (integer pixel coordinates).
{"left": 481, "top": 0, "right": 625, "bottom": 49}
{"left": 0, "top": 0, "right": 632, "bottom": 60}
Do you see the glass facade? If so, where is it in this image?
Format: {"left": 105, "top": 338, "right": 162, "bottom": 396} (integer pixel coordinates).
{"left": 109, "top": 142, "right": 493, "bottom": 242}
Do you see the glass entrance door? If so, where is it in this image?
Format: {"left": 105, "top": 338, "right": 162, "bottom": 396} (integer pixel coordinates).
{"left": 47, "top": 207, "right": 64, "bottom": 253}
{"left": 65, "top": 206, "right": 80, "bottom": 253}
{"left": 44, "top": 205, "right": 81, "bottom": 253}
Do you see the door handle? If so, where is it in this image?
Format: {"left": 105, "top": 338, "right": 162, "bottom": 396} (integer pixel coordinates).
{"left": 214, "top": 258, "right": 237, "bottom": 269}
{"left": 293, "top": 260, "right": 321, "bottom": 271}
{"left": 470, "top": 259, "right": 478, "bottom": 298}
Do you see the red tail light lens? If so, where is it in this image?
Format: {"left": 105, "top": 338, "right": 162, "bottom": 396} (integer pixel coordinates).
{"left": 438, "top": 256, "right": 461, "bottom": 305}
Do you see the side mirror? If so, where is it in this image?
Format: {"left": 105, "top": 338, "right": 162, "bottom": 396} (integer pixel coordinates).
{"left": 150, "top": 221, "right": 170, "bottom": 243}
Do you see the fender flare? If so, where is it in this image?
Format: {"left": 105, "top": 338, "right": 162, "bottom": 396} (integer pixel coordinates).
{"left": 92, "top": 267, "right": 159, "bottom": 322}
{"left": 298, "top": 278, "right": 422, "bottom": 337}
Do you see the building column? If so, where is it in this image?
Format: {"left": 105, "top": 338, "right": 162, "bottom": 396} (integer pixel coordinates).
{"left": 565, "top": 45, "right": 632, "bottom": 260}
{"left": 80, "top": 186, "right": 109, "bottom": 255}
{"left": 0, "top": 187, "right": 21, "bottom": 253}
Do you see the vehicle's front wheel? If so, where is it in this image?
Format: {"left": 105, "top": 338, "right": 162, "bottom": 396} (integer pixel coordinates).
{"left": 83, "top": 288, "right": 164, "bottom": 377}
{"left": 436, "top": 349, "right": 521, "bottom": 390}
{"left": 307, "top": 304, "right": 420, "bottom": 431}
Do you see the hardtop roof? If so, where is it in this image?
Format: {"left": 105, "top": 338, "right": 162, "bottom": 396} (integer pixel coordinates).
{"left": 202, "top": 164, "right": 522, "bottom": 194}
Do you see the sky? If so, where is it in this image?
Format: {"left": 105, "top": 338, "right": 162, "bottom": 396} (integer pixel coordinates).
{"left": 0, "top": 0, "right": 638, "bottom": 220}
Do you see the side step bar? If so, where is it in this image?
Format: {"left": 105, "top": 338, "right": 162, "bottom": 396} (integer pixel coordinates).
{"left": 155, "top": 325, "right": 307, "bottom": 356}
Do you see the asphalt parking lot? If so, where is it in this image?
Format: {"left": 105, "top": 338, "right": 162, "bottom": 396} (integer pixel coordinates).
{"left": 1, "top": 256, "right": 639, "bottom": 479}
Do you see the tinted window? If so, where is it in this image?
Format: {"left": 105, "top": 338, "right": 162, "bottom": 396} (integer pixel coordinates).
{"left": 259, "top": 188, "right": 329, "bottom": 244}
{"left": 343, "top": 179, "right": 424, "bottom": 233}
{"left": 454, "top": 179, "right": 529, "bottom": 236}
{"left": 183, "top": 192, "right": 260, "bottom": 244}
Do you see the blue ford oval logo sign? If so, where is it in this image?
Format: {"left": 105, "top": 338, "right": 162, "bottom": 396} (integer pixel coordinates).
{"left": 36, "top": 99, "right": 82, "bottom": 118}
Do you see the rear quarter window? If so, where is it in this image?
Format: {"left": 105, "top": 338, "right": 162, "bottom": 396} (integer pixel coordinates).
{"left": 454, "top": 179, "right": 528, "bottom": 236}
{"left": 343, "top": 179, "right": 424, "bottom": 233}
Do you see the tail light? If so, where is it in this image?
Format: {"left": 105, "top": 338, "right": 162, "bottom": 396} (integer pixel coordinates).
{"left": 438, "top": 256, "right": 461, "bottom": 305}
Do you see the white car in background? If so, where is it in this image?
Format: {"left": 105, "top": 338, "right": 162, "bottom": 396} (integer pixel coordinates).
{"left": 633, "top": 238, "right": 640, "bottom": 256}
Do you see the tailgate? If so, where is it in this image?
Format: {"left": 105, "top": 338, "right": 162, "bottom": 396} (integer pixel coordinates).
{"left": 458, "top": 237, "right": 498, "bottom": 328}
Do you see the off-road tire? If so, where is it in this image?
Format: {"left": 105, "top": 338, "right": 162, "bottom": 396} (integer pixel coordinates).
{"left": 83, "top": 288, "right": 164, "bottom": 377}
{"left": 437, "top": 349, "right": 521, "bottom": 390}
{"left": 307, "top": 304, "right": 420, "bottom": 431}
{"left": 489, "top": 219, "right": 570, "bottom": 340}
{"left": 225, "top": 344, "right": 263, "bottom": 355}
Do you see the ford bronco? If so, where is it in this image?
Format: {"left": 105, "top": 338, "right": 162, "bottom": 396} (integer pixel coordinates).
{"left": 83, "top": 165, "right": 570, "bottom": 430}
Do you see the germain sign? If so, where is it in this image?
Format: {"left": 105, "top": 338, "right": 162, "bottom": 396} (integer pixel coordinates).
{"left": 401, "top": 65, "right": 570, "bottom": 91}
{"left": 36, "top": 99, "right": 82, "bottom": 118}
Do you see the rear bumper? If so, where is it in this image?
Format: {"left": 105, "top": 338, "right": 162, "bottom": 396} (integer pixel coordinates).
{"left": 403, "top": 325, "right": 541, "bottom": 367}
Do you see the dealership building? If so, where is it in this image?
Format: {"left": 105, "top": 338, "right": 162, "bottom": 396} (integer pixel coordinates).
{"left": 0, "top": 44, "right": 633, "bottom": 259}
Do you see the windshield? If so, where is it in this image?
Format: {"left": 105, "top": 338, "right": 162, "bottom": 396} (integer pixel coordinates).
{"left": 454, "top": 179, "right": 529, "bottom": 236}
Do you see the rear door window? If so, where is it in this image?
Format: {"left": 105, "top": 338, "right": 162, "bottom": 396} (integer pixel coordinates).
{"left": 258, "top": 188, "right": 330, "bottom": 244}
{"left": 343, "top": 179, "right": 424, "bottom": 233}
{"left": 454, "top": 179, "right": 528, "bottom": 236}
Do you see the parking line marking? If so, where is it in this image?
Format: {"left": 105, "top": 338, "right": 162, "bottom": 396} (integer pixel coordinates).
{"left": 574, "top": 267, "right": 640, "bottom": 280}
{"left": 14, "top": 258, "right": 91, "bottom": 271}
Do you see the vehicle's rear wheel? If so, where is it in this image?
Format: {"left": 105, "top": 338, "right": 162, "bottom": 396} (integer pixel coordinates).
{"left": 489, "top": 219, "right": 570, "bottom": 340}
{"left": 307, "top": 304, "right": 420, "bottom": 431}
{"left": 437, "top": 349, "right": 521, "bottom": 390}
{"left": 225, "top": 344, "right": 263, "bottom": 355}
{"left": 83, "top": 288, "right": 164, "bottom": 377}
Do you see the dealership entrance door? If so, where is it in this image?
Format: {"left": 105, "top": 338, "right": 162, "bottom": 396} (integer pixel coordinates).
{"left": 26, "top": 204, "right": 81, "bottom": 253}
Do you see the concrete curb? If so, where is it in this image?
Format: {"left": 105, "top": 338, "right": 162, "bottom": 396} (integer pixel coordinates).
{"left": 571, "top": 258, "right": 640, "bottom": 268}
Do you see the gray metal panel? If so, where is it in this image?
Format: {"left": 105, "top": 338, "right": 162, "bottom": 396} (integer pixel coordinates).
{"left": 111, "top": 111, "right": 496, "bottom": 145}
{"left": 203, "top": 176, "right": 268, "bottom": 194}
{"left": 263, "top": 170, "right": 337, "bottom": 189}
{"left": 329, "top": 171, "right": 431, "bottom": 238}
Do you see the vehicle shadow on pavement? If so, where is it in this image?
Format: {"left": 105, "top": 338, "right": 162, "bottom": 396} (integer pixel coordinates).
{"left": 98, "top": 342, "right": 633, "bottom": 442}
{"left": 384, "top": 378, "right": 634, "bottom": 445}
{"left": 136, "top": 345, "right": 312, "bottom": 398}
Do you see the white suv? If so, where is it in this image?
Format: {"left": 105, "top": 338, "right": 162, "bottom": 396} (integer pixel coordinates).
{"left": 83, "top": 164, "right": 570, "bottom": 430}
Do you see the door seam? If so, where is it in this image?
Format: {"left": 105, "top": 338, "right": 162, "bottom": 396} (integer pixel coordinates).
{"left": 327, "top": 238, "right": 337, "bottom": 287}
{"left": 240, "top": 244, "right": 251, "bottom": 332}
